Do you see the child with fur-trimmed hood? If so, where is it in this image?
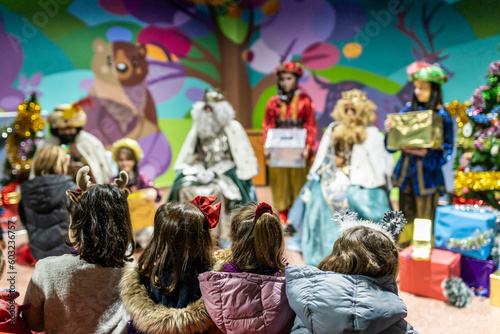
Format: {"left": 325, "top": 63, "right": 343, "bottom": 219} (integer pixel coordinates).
{"left": 120, "top": 197, "right": 221, "bottom": 334}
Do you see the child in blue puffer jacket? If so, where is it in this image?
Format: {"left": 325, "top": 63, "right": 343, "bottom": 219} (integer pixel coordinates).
{"left": 286, "top": 212, "right": 418, "bottom": 334}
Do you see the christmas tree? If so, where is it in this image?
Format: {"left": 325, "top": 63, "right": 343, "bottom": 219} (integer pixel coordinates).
{"left": 454, "top": 60, "right": 500, "bottom": 208}
{"left": 0, "top": 93, "right": 44, "bottom": 217}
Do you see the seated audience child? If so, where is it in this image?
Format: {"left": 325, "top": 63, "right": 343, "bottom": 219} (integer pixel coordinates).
{"left": 19, "top": 144, "right": 77, "bottom": 260}
{"left": 0, "top": 248, "right": 30, "bottom": 333}
{"left": 23, "top": 166, "right": 134, "bottom": 334}
{"left": 111, "top": 138, "right": 161, "bottom": 202}
{"left": 199, "top": 202, "right": 295, "bottom": 333}
{"left": 286, "top": 211, "right": 418, "bottom": 334}
{"left": 120, "top": 196, "right": 218, "bottom": 334}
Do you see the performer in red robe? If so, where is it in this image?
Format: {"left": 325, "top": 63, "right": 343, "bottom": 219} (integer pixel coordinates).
{"left": 262, "top": 62, "right": 317, "bottom": 222}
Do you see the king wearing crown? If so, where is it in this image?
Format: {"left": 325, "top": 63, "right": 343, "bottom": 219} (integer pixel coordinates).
{"left": 287, "top": 89, "right": 395, "bottom": 266}
{"left": 168, "top": 89, "right": 258, "bottom": 247}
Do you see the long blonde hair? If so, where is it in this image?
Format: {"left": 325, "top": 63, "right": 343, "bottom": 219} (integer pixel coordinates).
{"left": 34, "top": 145, "right": 67, "bottom": 176}
{"left": 330, "top": 90, "right": 377, "bottom": 153}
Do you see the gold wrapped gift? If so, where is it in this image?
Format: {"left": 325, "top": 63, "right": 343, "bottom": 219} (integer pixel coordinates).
{"left": 127, "top": 190, "right": 155, "bottom": 231}
{"left": 387, "top": 110, "right": 443, "bottom": 150}
{"left": 411, "top": 218, "right": 433, "bottom": 261}
{"left": 491, "top": 270, "right": 500, "bottom": 307}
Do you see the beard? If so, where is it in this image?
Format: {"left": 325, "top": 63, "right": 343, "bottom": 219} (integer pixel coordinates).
{"left": 191, "top": 101, "right": 235, "bottom": 139}
{"left": 52, "top": 128, "right": 81, "bottom": 144}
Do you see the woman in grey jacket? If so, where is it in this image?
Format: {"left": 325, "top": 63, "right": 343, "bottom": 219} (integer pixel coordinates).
{"left": 286, "top": 214, "right": 418, "bottom": 334}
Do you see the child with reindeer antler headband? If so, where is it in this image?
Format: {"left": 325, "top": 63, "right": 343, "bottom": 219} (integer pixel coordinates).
{"left": 23, "top": 166, "right": 134, "bottom": 334}
{"left": 198, "top": 202, "right": 295, "bottom": 333}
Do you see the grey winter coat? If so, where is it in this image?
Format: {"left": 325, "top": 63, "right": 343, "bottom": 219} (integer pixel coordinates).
{"left": 285, "top": 265, "right": 418, "bottom": 334}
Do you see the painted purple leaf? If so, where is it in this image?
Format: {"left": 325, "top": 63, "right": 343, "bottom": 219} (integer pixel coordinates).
{"left": 29, "top": 72, "right": 43, "bottom": 87}
{"left": 328, "top": 1, "right": 367, "bottom": 41}
{"left": 260, "top": 0, "right": 335, "bottom": 56}
{"left": 146, "top": 60, "right": 185, "bottom": 104}
{"left": 185, "top": 87, "right": 204, "bottom": 102}
{"left": 19, "top": 75, "right": 27, "bottom": 90}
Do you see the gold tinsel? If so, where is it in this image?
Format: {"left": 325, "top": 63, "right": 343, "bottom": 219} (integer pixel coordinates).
{"left": 455, "top": 171, "right": 500, "bottom": 193}
{"left": 5, "top": 97, "right": 43, "bottom": 173}
{"left": 14, "top": 100, "right": 44, "bottom": 137}
{"left": 447, "top": 100, "right": 470, "bottom": 128}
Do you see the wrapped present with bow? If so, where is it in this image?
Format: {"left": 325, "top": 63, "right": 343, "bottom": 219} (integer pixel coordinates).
{"left": 461, "top": 256, "right": 497, "bottom": 297}
{"left": 386, "top": 110, "right": 443, "bottom": 150}
{"left": 399, "top": 246, "right": 461, "bottom": 301}
{"left": 434, "top": 205, "right": 498, "bottom": 260}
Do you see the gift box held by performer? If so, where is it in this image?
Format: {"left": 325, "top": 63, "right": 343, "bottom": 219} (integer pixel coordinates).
{"left": 385, "top": 62, "right": 454, "bottom": 245}
{"left": 262, "top": 62, "right": 317, "bottom": 222}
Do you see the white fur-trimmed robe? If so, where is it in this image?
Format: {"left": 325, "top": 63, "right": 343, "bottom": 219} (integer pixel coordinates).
{"left": 174, "top": 120, "right": 258, "bottom": 181}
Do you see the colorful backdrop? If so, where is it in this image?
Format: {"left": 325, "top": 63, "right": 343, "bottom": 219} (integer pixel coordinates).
{"left": 0, "top": 0, "right": 499, "bottom": 186}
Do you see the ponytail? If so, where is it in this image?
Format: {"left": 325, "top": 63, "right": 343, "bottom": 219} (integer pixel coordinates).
{"left": 254, "top": 212, "right": 285, "bottom": 271}
{"left": 230, "top": 202, "right": 286, "bottom": 274}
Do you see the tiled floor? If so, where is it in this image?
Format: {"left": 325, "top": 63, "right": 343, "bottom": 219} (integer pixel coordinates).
{"left": 2, "top": 186, "right": 500, "bottom": 333}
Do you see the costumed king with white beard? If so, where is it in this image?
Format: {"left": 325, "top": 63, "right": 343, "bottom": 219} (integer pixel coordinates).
{"left": 168, "top": 89, "right": 258, "bottom": 247}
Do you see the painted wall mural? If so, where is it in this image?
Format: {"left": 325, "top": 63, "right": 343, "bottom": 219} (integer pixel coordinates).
{"left": 0, "top": 0, "right": 499, "bottom": 186}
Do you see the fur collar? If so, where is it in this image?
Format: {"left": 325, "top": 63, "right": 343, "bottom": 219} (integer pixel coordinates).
{"left": 120, "top": 262, "right": 216, "bottom": 334}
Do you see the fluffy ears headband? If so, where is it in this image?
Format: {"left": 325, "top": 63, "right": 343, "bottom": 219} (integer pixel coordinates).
{"left": 334, "top": 209, "right": 407, "bottom": 242}
{"left": 66, "top": 166, "right": 129, "bottom": 203}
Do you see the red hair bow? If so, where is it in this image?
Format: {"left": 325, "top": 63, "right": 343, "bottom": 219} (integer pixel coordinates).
{"left": 256, "top": 202, "right": 273, "bottom": 219}
{"left": 190, "top": 196, "right": 221, "bottom": 229}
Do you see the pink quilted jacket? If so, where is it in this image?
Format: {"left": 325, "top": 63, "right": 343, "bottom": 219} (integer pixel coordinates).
{"left": 199, "top": 270, "right": 295, "bottom": 334}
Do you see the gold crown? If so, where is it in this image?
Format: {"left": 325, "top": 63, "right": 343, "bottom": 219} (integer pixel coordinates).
{"left": 203, "top": 89, "right": 225, "bottom": 103}
{"left": 341, "top": 89, "right": 367, "bottom": 102}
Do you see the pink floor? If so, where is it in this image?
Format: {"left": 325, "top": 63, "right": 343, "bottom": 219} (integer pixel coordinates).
{"left": 3, "top": 186, "right": 500, "bottom": 333}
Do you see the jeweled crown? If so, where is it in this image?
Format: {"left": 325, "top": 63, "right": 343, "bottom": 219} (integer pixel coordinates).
{"left": 341, "top": 89, "right": 367, "bottom": 102}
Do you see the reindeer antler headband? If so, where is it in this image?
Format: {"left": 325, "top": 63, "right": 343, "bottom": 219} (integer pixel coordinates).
{"left": 66, "top": 166, "right": 130, "bottom": 203}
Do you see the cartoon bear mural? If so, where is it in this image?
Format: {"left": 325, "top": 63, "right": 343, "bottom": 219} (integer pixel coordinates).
{"left": 84, "top": 38, "right": 171, "bottom": 181}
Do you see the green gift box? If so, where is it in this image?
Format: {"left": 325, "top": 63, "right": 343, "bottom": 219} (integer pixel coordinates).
{"left": 386, "top": 110, "right": 443, "bottom": 150}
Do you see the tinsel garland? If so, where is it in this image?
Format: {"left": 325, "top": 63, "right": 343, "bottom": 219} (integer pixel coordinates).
{"left": 455, "top": 171, "right": 500, "bottom": 192}
{"left": 447, "top": 100, "right": 470, "bottom": 126}
{"left": 3, "top": 94, "right": 44, "bottom": 175}
{"left": 491, "top": 237, "right": 500, "bottom": 266}
{"left": 447, "top": 228, "right": 495, "bottom": 250}
{"left": 453, "top": 204, "right": 500, "bottom": 224}
{"left": 442, "top": 276, "right": 474, "bottom": 308}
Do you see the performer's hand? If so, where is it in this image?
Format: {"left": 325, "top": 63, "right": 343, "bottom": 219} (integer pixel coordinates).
{"left": 384, "top": 119, "right": 394, "bottom": 133}
{"left": 301, "top": 145, "right": 310, "bottom": 160}
{"left": 264, "top": 148, "right": 270, "bottom": 161}
{"left": 198, "top": 169, "right": 215, "bottom": 184}
{"left": 142, "top": 188, "right": 158, "bottom": 202}
{"left": 402, "top": 147, "right": 428, "bottom": 157}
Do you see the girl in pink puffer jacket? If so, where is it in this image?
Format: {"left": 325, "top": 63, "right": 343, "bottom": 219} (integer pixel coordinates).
{"left": 199, "top": 202, "right": 295, "bottom": 334}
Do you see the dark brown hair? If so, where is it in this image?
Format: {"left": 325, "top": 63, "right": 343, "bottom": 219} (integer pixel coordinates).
{"left": 318, "top": 225, "right": 400, "bottom": 278}
{"left": 68, "top": 184, "right": 134, "bottom": 267}
{"left": 230, "top": 202, "right": 285, "bottom": 274}
{"left": 116, "top": 147, "right": 138, "bottom": 185}
{"left": 138, "top": 202, "right": 213, "bottom": 295}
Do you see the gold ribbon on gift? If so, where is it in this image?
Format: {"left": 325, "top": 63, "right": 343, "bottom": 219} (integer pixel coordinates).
{"left": 455, "top": 171, "right": 500, "bottom": 192}
{"left": 0, "top": 191, "right": 21, "bottom": 206}
{"left": 387, "top": 110, "right": 443, "bottom": 150}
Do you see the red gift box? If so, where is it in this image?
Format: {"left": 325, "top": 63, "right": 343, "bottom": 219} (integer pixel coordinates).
{"left": 399, "top": 246, "right": 461, "bottom": 301}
